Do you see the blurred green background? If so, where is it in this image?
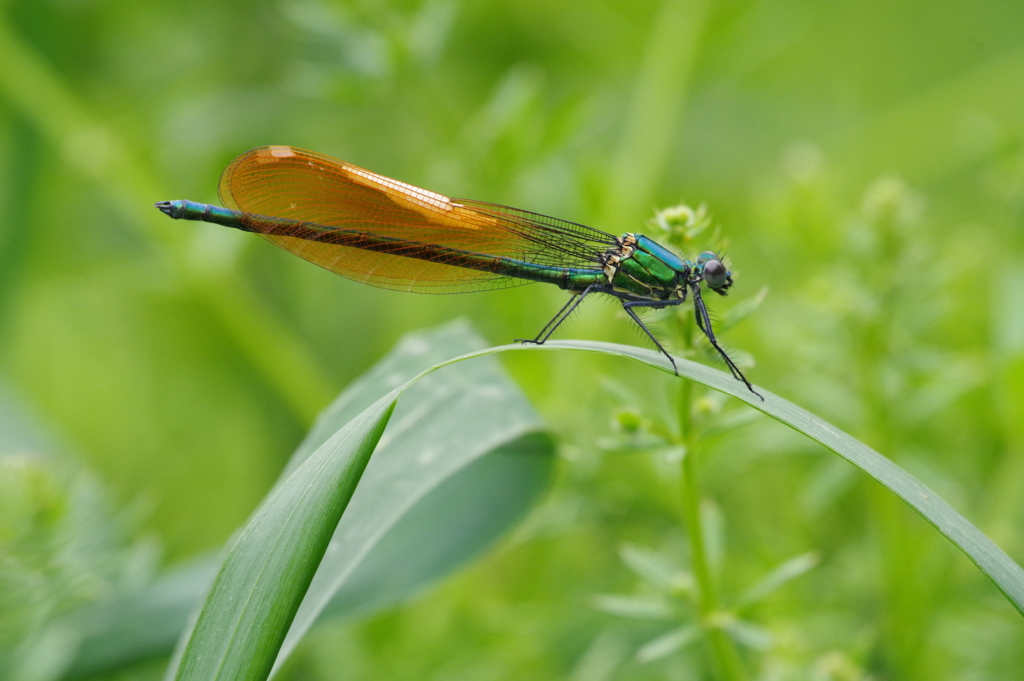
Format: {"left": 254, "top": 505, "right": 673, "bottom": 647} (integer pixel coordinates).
{"left": 2, "top": 0, "right": 1024, "bottom": 678}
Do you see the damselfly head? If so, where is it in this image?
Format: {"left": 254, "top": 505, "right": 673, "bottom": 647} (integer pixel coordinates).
{"left": 696, "top": 251, "right": 733, "bottom": 293}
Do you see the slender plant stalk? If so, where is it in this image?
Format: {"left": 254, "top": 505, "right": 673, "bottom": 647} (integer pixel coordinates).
{"left": 605, "top": 0, "right": 710, "bottom": 227}
{"left": 677, "top": 345, "right": 747, "bottom": 681}
{"left": 0, "top": 17, "right": 334, "bottom": 423}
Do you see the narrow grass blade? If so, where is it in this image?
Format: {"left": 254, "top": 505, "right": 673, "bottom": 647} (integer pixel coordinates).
{"left": 472, "top": 340, "right": 1024, "bottom": 616}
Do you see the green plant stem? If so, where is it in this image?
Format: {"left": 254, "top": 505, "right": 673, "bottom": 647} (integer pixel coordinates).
{"left": 678, "top": 376, "right": 747, "bottom": 681}
{"left": 0, "top": 17, "right": 335, "bottom": 424}
{"left": 604, "top": 0, "right": 710, "bottom": 227}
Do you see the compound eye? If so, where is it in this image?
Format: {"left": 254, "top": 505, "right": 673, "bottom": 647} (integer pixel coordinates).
{"left": 702, "top": 258, "right": 729, "bottom": 289}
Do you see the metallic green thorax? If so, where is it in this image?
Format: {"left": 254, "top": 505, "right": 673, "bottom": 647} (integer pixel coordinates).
{"left": 608, "top": 235, "right": 689, "bottom": 299}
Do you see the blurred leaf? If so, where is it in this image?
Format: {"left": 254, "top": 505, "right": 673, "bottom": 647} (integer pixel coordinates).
{"left": 569, "top": 629, "right": 629, "bottom": 681}
{"left": 847, "top": 46, "right": 1024, "bottom": 185}
{"left": 604, "top": 0, "right": 710, "bottom": 226}
{"left": 0, "top": 383, "right": 58, "bottom": 457}
{"left": 65, "top": 559, "right": 214, "bottom": 679}
{"left": 702, "top": 407, "right": 763, "bottom": 439}
{"left": 720, "top": 285, "right": 769, "bottom": 332}
{"left": 735, "top": 552, "right": 820, "bottom": 611}
{"left": 618, "top": 544, "right": 679, "bottom": 591}
{"left": 0, "top": 15, "right": 335, "bottom": 424}
{"left": 993, "top": 264, "right": 1024, "bottom": 358}
{"left": 591, "top": 594, "right": 674, "bottom": 621}
{"left": 902, "top": 356, "right": 987, "bottom": 424}
{"left": 0, "top": 448, "right": 159, "bottom": 681}
{"left": 636, "top": 624, "right": 700, "bottom": 664}
{"left": 800, "top": 459, "right": 859, "bottom": 515}
{"left": 723, "top": 618, "right": 773, "bottom": 651}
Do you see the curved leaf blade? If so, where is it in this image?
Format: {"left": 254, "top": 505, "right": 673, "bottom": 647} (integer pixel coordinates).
{"left": 171, "top": 394, "right": 396, "bottom": 681}
{"left": 489, "top": 340, "right": 1024, "bottom": 615}
{"left": 273, "top": 321, "right": 551, "bottom": 670}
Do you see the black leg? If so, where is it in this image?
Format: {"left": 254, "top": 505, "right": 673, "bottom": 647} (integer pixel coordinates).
{"left": 690, "top": 283, "right": 763, "bottom": 400}
{"left": 517, "top": 285, "right": 598, "bottom": 345}
{"left": 621, "top": 300, "right": 680, "bottom": 375}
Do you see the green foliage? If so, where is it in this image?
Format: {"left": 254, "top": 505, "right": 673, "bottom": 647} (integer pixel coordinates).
{"left": 0, "top": 322, "right": 554, "bottom": 680}
{"left": 0, "top": 455, "right": 160, "bottom": 681}
{"left": 2, "top": 0, "right": 1024, "bottom": 679}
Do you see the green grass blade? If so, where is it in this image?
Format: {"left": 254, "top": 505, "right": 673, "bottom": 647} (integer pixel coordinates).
{"left": 461, "top": 340, "right": 1024, "bottom": 616}
{"left": 170, "top": 394, "right": 397, "bottom": 681}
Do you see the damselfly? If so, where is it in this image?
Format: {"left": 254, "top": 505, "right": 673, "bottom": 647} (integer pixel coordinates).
{"left": 156, "top": 146, "right": 759, "bottom": 397}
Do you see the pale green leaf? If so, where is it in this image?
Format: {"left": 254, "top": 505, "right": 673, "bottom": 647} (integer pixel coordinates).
{"left": 636, "top": 624, "right": 700, "bottom": 663}
{"left": 735, "top": 552, "right": 820, "bottom": 611}
{"left": 591, "top": 594, "right": 674, "bottom": 621}
{"left": 618, "top": 544, "right": 679, "bottom": 590}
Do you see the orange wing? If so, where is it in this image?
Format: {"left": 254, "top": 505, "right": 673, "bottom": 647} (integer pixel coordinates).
{"left": 217, "top": 146, "right": 614, "bottom": 293}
